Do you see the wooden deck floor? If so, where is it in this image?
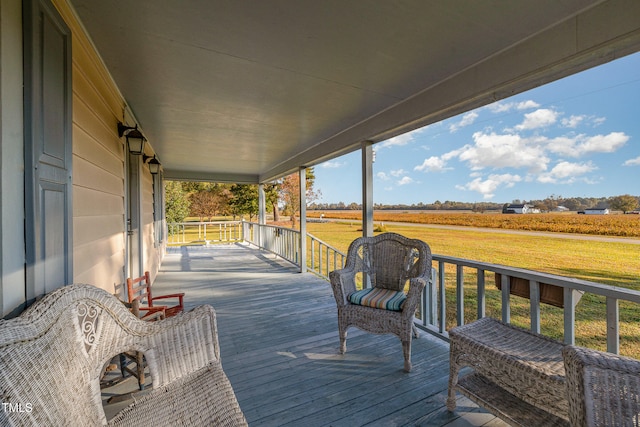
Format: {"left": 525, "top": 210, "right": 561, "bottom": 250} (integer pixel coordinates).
{"left": 151, "top": 243, "right": 508, "bottom": 427}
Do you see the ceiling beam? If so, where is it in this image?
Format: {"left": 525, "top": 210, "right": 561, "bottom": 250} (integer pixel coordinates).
{"left": 163, "top": 169, "right": 260, "bottom": 184}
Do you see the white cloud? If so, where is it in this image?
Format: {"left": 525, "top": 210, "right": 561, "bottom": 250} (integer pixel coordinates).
{"left": 514, "top": 108, "right": 558, "bottom": 130}
{"left": 321, "top": 160, "right": 346, "bottom": 168}
{"left": 561, "top": 115, "right": 585, "bottom": 128}
{"left": 487, "top": 100, "right": 540, "bottom": 113}
{"left": 449, "top": 111, "right": 479, "bottom": 133}
{"left": 624, "top": 156, "right": 640, "bottom": 166}
{"left": 537, "top": 161, "right": 597, "bottom": 184}
{"left": 456, "top": 173, "right": 522, "bottom": 199}
{"left": 414, "top": 156, "right": 450, "bottom": 172}
{"left": 487, "top": 102, "right": 511, "bottom": 113}
{"left": 516, "top": 100, "right": 541, "bottom": 110}
{"left": 379, "top": 128, "right": 423, "bottom": 148}
{"left": 397, "top": 176, "right": 414, "bottom": 186}
{"left": 547, "top": 132, "right": 629, "bottom": 157}
{"left": 457, "top": 132, "right": 549, "bottom": 172}
{"left": 562, "top": 114, "right": 607, "bottom": 129}
{"left": 580, "top": 132, "right": 629, "bottom": 153}
{"left": 365, "top": 98, "right": 628, "bottom": 201}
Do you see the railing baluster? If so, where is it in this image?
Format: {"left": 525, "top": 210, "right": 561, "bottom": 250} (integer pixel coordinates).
{"left": 563, "top": 287, "right": 576, "bottom": 345}
{"left": 426, "top": 267, "right": 437, "bottom": 326}
{"left": 438, "top": 261, "right": 446, "bottom": 334}
{"left": 325, "top": 246, "right": 330, "bottom": 278}
{"left": 501, "top": 275, "right": 511, "bottom": 323}
{"left": 606, "top": 296, "right": 619, "bottom": 354}
{"left": 456, "top": 265, "right": 464, "bottom": 326}
{"left": 477, "top": 268, "right": 485, "bottom": 320}
{"left": 530, "top": 280, "right": 541, "bottom": 333}
{"left": 421, "top": 279, "right": 427, "bottom": 326}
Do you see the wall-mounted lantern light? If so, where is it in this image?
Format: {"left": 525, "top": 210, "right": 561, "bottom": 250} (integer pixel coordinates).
{"left": 118, "top": 121, "right": 146, "bottom": 155}
{"left": 125, "top": 129, "right": 146, "bottom": 155}
{"left": 145, "top": 155, "right": 161, "bottom": 175}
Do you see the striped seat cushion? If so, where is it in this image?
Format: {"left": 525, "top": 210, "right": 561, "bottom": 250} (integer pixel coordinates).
{"left": 347, "top": 288, "right": 406, "bottom": 311}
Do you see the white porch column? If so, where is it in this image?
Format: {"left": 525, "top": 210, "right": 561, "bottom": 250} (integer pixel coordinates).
{"left": 258, "top": 183, "right": 266, "bottom": 248}
{"left": 299, "top": 167, "right": 307, "bottom": 273}
{"left": 362, "top": 141, "right": 374, "bottom": 237}
{"left": 258, "top": 183, "right": 266, "bottom": 224}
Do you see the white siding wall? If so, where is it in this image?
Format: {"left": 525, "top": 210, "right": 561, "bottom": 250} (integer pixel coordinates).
{"left": 1, "top": 0, "right": 165, "bottom": 315}
{"left": 58, "top": 0, "right": 127, "bottom": 292}
{"left": 55, "top": 0, "right": 163, "bottom": 294}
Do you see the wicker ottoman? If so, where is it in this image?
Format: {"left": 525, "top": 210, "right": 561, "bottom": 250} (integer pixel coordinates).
{"left": 447, "top": 317, "right": 568, "bottom": 426}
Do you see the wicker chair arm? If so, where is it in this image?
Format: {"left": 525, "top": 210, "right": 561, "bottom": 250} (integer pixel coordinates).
{"left": 563, "top": 345, "right": 640, "bottom": 427}
{"left": 329, "top": 267, "right": 357, "bottom": 307}
{"left": 108, "top": 362, "right": 247, "bottom": 426}
{"left": 141, "top": 304, "right": 221, "bottom": 387}
{"left": 402, "top": 274, "right": 428, "bottom": 318}
{"left": 565, "top": 344, "right": 640, "bottom": 373}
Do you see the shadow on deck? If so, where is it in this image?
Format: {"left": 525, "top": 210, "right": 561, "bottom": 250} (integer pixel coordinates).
{"left": 148, "top": 243, "right": 506, "bottom": 427}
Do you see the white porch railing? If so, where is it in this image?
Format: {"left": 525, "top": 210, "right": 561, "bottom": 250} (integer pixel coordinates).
{"left": 241, "top": 221, "right": 346, "bottom": 279}
{"left": 167, "top": 221, "right": 243, "bottom": 245}
{"left": 242, "top": 221, "right": 301, "bottom": 265}
{"left": 421, "top": 256, "right": 640, "bottom": 355}
{"left": 308, "top": 234, "right": 347, "bottom": 281}
{"left": 182, "top": 221, "right": 640, "bottom": 356}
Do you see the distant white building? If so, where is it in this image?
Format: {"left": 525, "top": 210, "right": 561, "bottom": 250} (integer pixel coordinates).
{"left": 554, "top": 206, "right": 570, "bottom": 212}
{"left": 504, "top": 204, "right": 539, "bottom": 214}
{"left": 583, "top": 208, "right": 610, "bottom": 215}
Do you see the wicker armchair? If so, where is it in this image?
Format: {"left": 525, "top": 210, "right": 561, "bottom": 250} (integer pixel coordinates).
{"left": 563, "top": 345, "right": 640, "bottom": 427}
{"left": 329, "top": 232, "right": 432, "bottom": 372}
{"left": 0, "top": 284, "right": 247, "bottom": 426}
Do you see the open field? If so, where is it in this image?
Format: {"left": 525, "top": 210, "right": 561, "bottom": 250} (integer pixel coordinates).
{"left": 307, "top": 210, "right": 640, "bottom": 237}
{"left": 304, "top": 221, "right": 640, "bottom": 358}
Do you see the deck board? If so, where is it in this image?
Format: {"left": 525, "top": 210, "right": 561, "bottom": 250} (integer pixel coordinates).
{"left": 152, "top": 244, "right": 508, "bottom": 427}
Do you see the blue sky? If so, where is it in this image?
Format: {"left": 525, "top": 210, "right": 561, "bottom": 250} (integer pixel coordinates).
{"left": 314, "top": 53, "right": 640, "bottom": 205}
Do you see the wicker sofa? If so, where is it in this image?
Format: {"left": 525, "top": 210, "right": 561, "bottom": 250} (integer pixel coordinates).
{"left": 0, "top": 284, "right": 247, "bottom": 426}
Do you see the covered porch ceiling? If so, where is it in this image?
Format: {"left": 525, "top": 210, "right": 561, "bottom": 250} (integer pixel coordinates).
{"left": 70, "top": 0, "right": 640, "bottom": 184}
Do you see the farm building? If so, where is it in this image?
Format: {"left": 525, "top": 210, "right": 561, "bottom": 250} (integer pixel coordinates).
{"left": 583, "top": 208, "right": 610, "bottom": 215}
{"left": 504, "top": 204, "right": 540, "bottom": 214}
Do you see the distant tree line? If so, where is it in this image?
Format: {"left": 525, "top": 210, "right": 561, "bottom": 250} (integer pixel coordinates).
{"left": 165, "top": 168, "right": 319, "bottom": 225}
{"left": 166, "top": 181, "right": 638, "bottom": 225}
{"left": 308, "top": 194, "right": 640, "bottom": 213}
